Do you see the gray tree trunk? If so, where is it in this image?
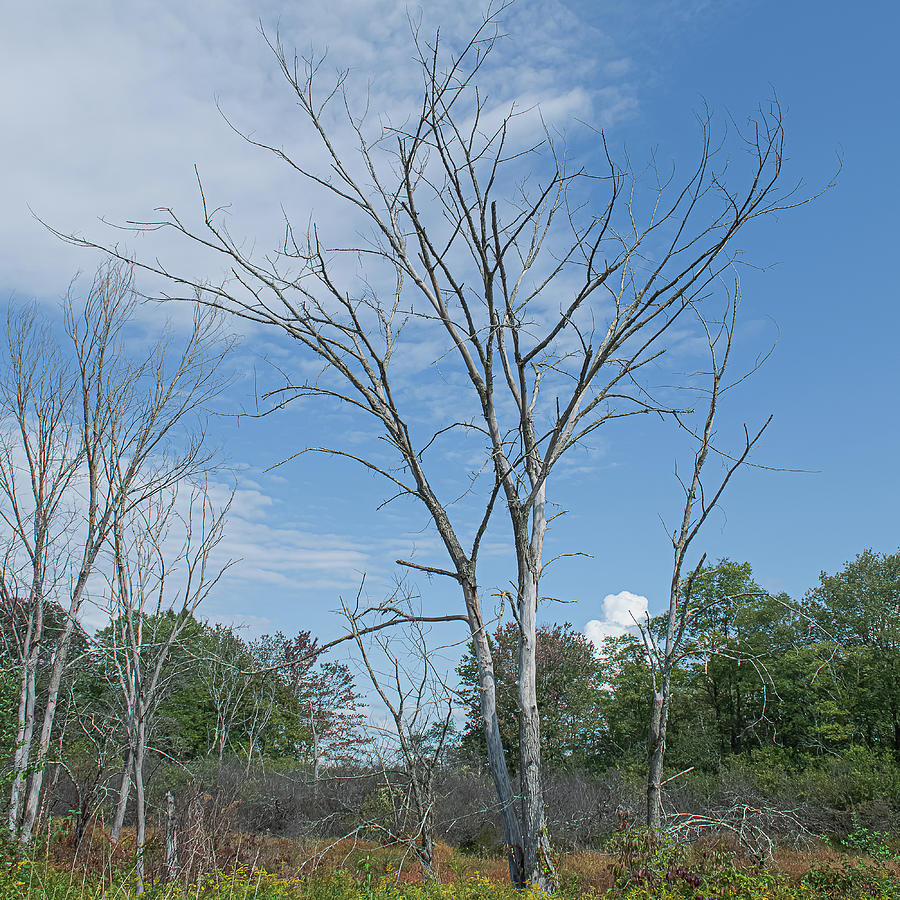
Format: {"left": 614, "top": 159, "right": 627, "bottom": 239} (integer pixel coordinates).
{"left": 165, "top": 790, "right": 178, "bottom": 882}
{"left": 7, "top": 647, "right": 37, "bottom": 835}
{"left": 110, "top": 744, "right": 134, "bottom": 842}
{"left": 646, "top": 686, "right": 670, "bottom": 830}
{"left": 7, "top": 562, "right": 45, "bottom": 835}
{"left": 464, "top": 582, "right": 525, "bottom": 886}
{"left": 514, "top": 487, "right": 555, "bottom": 891}
{"left": 133, "top": 736, "right": 146, "bottom": 895}
{"left": 19, "top": 593, "right": 83, "bottom": 844}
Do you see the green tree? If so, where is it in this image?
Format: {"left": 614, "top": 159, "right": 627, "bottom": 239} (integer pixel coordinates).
{"left": 679, "top": 560, "right": 792, "bottom": 757}
{"left": 804, "top": 549, "right": 900, "bottom": 758}
{"left": 457, "top": 622, "right": 606, "bottom": 771}
{"left": 593, "top": 560, "right": 810, "bottom": 772}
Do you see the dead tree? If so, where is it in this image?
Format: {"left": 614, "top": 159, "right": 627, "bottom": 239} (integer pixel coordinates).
{"left": 1, "top": 263, "right": 230, "bottom": 846}
{"left": 196, "top": 625, "right": 256, "bottom": 766}
{"left": 343, "top": 588, "right": 453, "bottom": 882}
{"left": 0, "top": 310, "right": 80, "bottom": 837}
{"left": 103, "top": 481, "right": 232, "bottom": 894}
{"left": 59, "top": 9, "right": 810, "bottom": 886}
{"left": 639, "top": 295, "right": 770, "bottom": 829}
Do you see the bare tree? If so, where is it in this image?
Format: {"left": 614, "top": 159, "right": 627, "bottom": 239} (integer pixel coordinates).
{"left": 102, "top": 481, "right": 232, "bottom": 894}
{"left": 1, "top": 263, "right": 231, "bottom": 845}
{"left": 60, "top": 9, "right": 810, "bottom": 886}
{"left": 639, "top": 295, "right": 770, "bottom": 829}
{"left": 344, "top": 589, "right": 454, "bottom": 882}
{"left": 0, "top": 310, "right": 80, "bottom": 836}
{"left": 197, "top": 625, "right": 257, "bottom": 766}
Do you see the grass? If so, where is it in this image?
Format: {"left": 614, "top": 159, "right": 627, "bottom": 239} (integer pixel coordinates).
{"left": 2, "top": 824, "right": 899, "bottom": 900}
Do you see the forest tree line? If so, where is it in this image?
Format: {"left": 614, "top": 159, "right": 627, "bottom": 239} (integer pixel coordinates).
{"left": 4, "top": 543, "right": 899, "bottom": 843}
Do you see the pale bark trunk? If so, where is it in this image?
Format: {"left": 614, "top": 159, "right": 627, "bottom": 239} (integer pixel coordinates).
{"left": 417, "top": 826, "right": 436, "bottom": 882}
{"left": 518, "top": 582, "right": 552, "bottom": 889}
{"left": 134, "top": 737, "right": 146, "bottom": 896}
{"left": 310, "top": 708, "right": 321, "bottom": 787}
{"left": 646, "top": 686, "right": 669, "bottom": 830}
{"left": 515, "top": 504, "right": 555, "bottom": 889}
{"left": 164, "top": 790, "right": 178, "bottom": 882}
{"left": 18, "top": 604, "right": 80, "bottom": 844}
{"left": 8, "top": 567, "right": 44, "bottom": 835}
{"left": 465, "top": 582, "right": 524, "bottom": 886}
{"left": 19, "top": 558, "right": 94, "bottom": 844}
{"left": 645, "top": 558, "right": 683, "bottom": 829}
{"left": 7, "top": 650, "right": 37, "bottom": 834}
{"left": 110, "top": 744, "right": 134, "bottom": 842}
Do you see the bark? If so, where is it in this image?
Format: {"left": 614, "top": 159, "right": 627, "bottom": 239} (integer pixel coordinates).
{"left": 513, "top": 487, "right": 556, "bottom": 891}
{"left": 7, "top": 640, "right": 37, "bottom": 835}
{"left": 310, "top": 708, "right": 321, "bottom": 785}
{"left": 646, "top": 686, "right": 669, "bottom": 830}
{"left": 134, "top": 736, "right": 146, "bottom": 895}
{"left": 7, "top": 549, "right": 47, "bottom": 834}
{"left": 110, "top": 744, "right": 134, "bottom": 842}
{"left": 165, "top": 791, "right": 178, "bottom": 882}
{"left": 19, "top": 567, "right": 90, "bottom": 844}
{"left": 417, "top": 832, "right": 436, "bottom": 882}
{"left": 464, "top": 582, "right": 524, "bottom": 886}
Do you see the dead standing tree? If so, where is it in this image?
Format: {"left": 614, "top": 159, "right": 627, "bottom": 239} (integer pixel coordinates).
{"left": 344, "top": 589, "right": 454, "bottom": 882}
{"left": 103, "top": 482, "right": 232, "bottom": 894}
{"left": 0, "top": 311, "right": 80, "bottom": 837}
{"left": 1, "top": 264, "right": 230, "bottom": 846}
{"left": 62, "top": 9, "right": 807, "bottom": 886}
{"left": 639, "top": 296, "right": 770, "bottom": 830}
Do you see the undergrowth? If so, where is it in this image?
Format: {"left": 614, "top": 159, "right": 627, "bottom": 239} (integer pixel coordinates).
{"left": 2, "top": 828, "right": 898, "bottom": 900}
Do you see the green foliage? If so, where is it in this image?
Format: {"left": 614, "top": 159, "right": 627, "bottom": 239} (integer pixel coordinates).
{"left": 457, "top": 622, "right": 607, "bottom": 771}
{"left": 591, "top": 553, "right": 900, "bottom": 780}
{"left": 804, "top": 550, "right": 900, "bottom": 760}
{"left": 840, "top": 814, "right": 898, "bottom": 861}
{"left": 802, "top": 857, "right": 900, "bottom": 900}
{"left": 0, "top": 668, "right": 17, "bottom": 768}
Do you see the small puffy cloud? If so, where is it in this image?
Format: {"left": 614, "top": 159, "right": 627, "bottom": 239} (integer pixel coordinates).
{"left": 601, "top": 590, "right": 648, "bottom": 628}
{"left": 585, "top": 590, "right": 648, "bottom": 652}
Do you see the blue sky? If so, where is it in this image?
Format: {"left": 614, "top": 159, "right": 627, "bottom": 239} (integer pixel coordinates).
{"left": 2, "top": 0, "right": 898, "bottom": 662}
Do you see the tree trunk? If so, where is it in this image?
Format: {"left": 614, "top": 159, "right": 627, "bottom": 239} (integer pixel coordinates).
{"left": 7, "top": 649, "right": 37, "bottom": 835}
{"left": 310, "top": 709, "right": 321, "bottom": 788}
{"left": 165, "top": 790, "right": 178, "bottom": 882}
{"left": 110, "top": 745, "right": 134, "bottom": 842}
{"left": 647, "top": 683, "right": 671, "bottom": 830}
{"left": 134, "top": 738, "right": 146, "bottom": 896}
{"left": 19, "top": 564, "right": 93, "bottom": 844}
{"left": 517, "top": 561, "right": 555, "bottom": 890}
{"left": 464, "top": 582, "right": 524, "bottom": 886}
{"left": 19, "top": 621, "right": 75, "bottom": 844}
{"left": 8, "top": 577, "right": 44, "bottom": 836}
{"left": 418, "top": 828, "right": 436, "bottom": 882}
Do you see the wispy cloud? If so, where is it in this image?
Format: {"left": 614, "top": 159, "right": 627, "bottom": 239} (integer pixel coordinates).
{"left": 2, "top": 0, "right": 639, "bottom": 301}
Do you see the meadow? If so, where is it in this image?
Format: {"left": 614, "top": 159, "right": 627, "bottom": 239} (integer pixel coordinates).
{"left": 3, "top": 820, "right": 899, "bottom": 900}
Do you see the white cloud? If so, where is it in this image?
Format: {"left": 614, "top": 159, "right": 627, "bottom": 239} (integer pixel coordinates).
{"left": 602, "top": 589, "right": 649, "bottom": 627}
{"left": 584, "top": 589, "right": 648, "bottom": 651}
{"left": 1, "top": 0, "right": 637, "bottom": 302}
